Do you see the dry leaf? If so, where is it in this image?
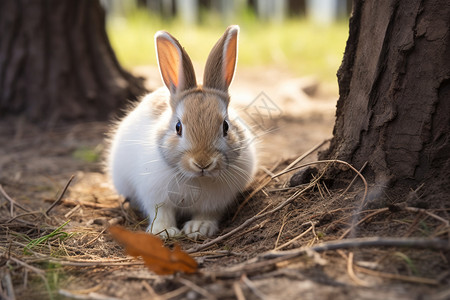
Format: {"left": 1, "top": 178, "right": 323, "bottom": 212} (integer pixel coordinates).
{"left": 109, "top": 225, "right": 197, "bottom": 275}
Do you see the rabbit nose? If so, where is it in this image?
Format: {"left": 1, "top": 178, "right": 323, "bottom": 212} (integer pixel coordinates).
{"left": 193, "top": 161, "right": 212, "bottom": 170}
{"left": 190, "top": 158, "right": 214, "bottom": 171}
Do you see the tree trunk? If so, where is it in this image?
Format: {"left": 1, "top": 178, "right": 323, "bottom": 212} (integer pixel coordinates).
{"left": 0, "top": 0, "right": 147, "bottom": 123}
{"left": 319, "top": 0, "right": 450, "bottom": 200}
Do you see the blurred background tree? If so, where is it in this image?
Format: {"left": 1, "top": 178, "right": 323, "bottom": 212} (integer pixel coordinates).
{"left": 0, "top": 0, "right": 147, "bottom": 124}
{"left": 0, "top": 0, "right": 350, "bottom": 124}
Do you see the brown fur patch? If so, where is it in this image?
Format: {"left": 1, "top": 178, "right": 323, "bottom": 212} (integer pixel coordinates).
{"left": 181, "top": 91, "right": 225, "bottom": 152}
{"left": 203, "top": 26, "right": 238, "bottom": 91}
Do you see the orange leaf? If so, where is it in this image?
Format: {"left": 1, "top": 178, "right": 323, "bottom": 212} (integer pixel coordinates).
{"left": 109, "top": 225, "right": 197, "bottom": 275}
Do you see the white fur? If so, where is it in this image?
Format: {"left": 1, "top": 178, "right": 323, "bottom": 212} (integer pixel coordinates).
{"left": 107, "top": 26, "right": 257, "bottom": 239}
{"left": 108, "top": 88, "right": 256, "bottom": 239}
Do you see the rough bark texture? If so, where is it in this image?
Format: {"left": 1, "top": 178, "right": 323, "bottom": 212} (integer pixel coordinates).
{"left": 320, "top": 0, "right": 450, "bottom": 198}
{"left": 0, "top": 0, "right": 147, "bottom": 123}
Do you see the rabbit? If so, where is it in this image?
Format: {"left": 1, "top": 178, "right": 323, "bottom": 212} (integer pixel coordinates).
{"left": 107, "top": 25, "right": 257, "bottom": 239}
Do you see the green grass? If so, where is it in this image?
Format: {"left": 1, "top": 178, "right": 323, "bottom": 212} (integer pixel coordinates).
{"left": 23, "top": 220, "right": 73, "bottom": 255}
{"left": 72, "top": 145, "right": 102, "bottom": 163}
{"left": 107, "top": 10, "right": 349, "bottom": 83}
{"left": 394, "top": 252, "right": 419, "bottom": 276}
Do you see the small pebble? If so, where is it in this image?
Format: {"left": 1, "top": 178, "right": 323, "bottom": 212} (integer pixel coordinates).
{"left": 289, "top": 167, "right": 318, "bottom": 187}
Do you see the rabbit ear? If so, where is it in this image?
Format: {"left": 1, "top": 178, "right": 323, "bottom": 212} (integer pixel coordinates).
{"left": 155, "top": 31, "right": 196, "bottom": 95}
{"left": 203, "top": 25, "right": 239, "bottom": 91}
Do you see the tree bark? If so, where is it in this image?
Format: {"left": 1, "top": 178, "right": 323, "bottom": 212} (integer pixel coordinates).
{"left": 0, "top": 0, "right": 147, "bottom": 123}
{"left": 319, "top": 0, "right": 450, "bottom": 199}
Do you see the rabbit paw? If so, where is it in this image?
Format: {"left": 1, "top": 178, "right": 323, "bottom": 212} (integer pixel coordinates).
{"left": 148, "top": 224, "right": 180, "bottom": 239}
{"left": 182, "top": 220, "right": 218, "bottom": 240}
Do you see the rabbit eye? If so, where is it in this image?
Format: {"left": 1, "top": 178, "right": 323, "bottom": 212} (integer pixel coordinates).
{"left": 176, "top": 121, "right": 182, "bottom": 136}
{"left": 223, "top": 120, "right": 229, "bottom": 137}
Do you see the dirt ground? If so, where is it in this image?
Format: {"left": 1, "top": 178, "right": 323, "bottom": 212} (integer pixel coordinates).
{"left": 0, "top": 67, "right": 449, "bottom": 300}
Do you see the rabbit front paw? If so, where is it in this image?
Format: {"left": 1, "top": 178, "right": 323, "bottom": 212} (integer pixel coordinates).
{"left": 182, "top": 220, "right": 218, "bottom": 240}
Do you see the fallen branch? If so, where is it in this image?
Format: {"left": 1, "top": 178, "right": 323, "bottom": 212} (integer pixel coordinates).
{"left": 206, "top": 237, "right": 449, "bottom": 278}
{"left": 263, "top": 237, "right": 449, "bottom": 259}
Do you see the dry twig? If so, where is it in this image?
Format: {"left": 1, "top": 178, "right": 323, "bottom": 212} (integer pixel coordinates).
{"left": 142, "top": 281, "right": 163, "bottom": 300}
{"left": 272, "top": 160, "right": 368, "bottom": 209}
{"left": 188, "top": 180, "right": 317, "bottom": 254}
{"left": 47, "top": 259, "right": 142, "bottom": 267}
{"left": 340, "top": 205, "right": 450, "bottom": 239}
{"left": 45, "top": 175, "right": 75, "bottom": 215}
{"left": 233, "top": 281, "right": 246, "bottom": 300}
{"left": 344, "top": 251, "right": 372, "bottom": 287}
{"left": 1, "top": 270, "right": 16, "bottom": 300}
{"left": 64, "top": 204, "right": 81, "bottom": 218}
{"left": 405, "top": 206, "right": 449, "bottom": 227}
{"left": 241, "top": 274, "right": 266, "bottom": 299}
{"left": 159, "top": 286, "right": 190, "bottom": 300}
{"left": 232, "top": 173, "right": 274, "bottom": 222}
{"left": 5, "top": 211, "right": 43, "bottom": 224}
{"left": 274, "top": 212, "right": 292, "bottom": 249}
{"left": 232, "top": 140, "right": 327, "bottom": 222}
{"left": 339, "top": 208, "right": 389, "bottom": 239}
{"left": 277, "top": 140, "right": 330, "bottom": 177}
{"left": 44, "top": 198, "right": 119, "bottom": 209}
{"left": 0, "top": 185, "right": 30, "bottom": 216}
{"left": 340, "top": 161, "right": 368, "bottom": 197}
{"left": 354, "top": 264, "right": 440, "bottom": 285}
{"left": 58, "top": 290, "right": 121, "bottom": 300}
{"left": 191, "top": 159, "right": 367, "bottom": 253}
{"left": 6, "top": 256, "right": 45, "bottom": 275}
{"left": 177, "top": 277, "right": 216, "bottom": 300}
{"left": 274, "top": 222, "right": 314, "bottom": 251}
{"left": 191, "top": 159, "right": 365, "bottom": 253}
